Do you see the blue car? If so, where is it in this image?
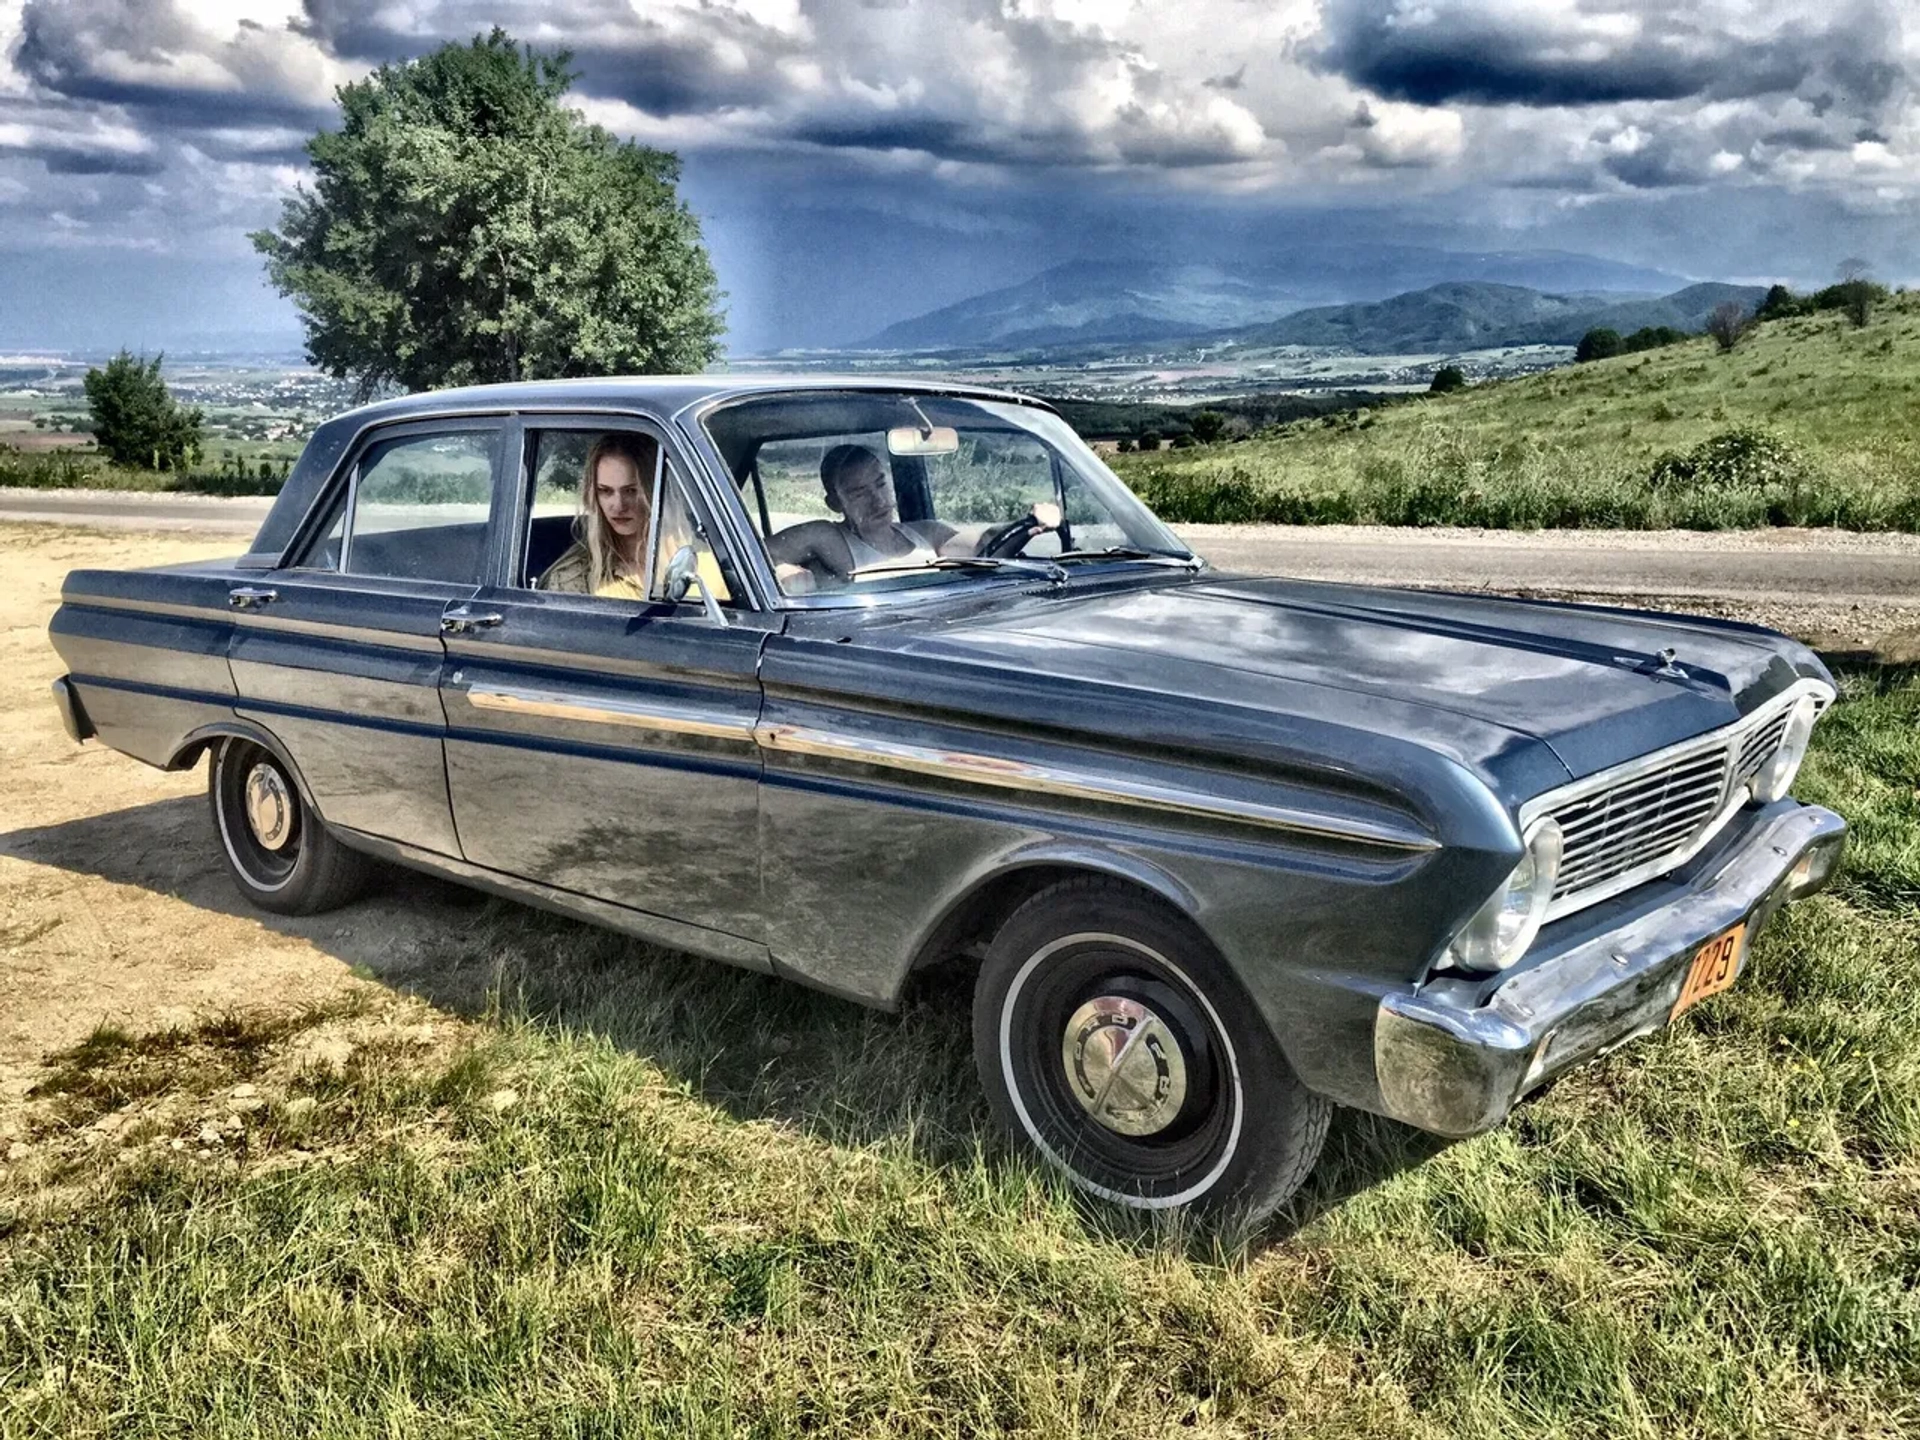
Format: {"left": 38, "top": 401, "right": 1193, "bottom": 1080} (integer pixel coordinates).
{"left": 47, "top": 378, "right": 1847, "bottom": 1221}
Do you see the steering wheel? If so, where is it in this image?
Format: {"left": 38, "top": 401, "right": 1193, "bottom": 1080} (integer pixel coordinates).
{"left": 973, "top": 501, "right": 1063, "bottom": 559}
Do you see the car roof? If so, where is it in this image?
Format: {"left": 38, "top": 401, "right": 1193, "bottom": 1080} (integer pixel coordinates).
{"left": 323, "top": 373, "right": 1053, "bottom": 429}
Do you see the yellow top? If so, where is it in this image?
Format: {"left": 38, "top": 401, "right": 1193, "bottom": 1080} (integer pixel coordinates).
{"left": 593, "top": 574, "right": 649, "bottom": 602}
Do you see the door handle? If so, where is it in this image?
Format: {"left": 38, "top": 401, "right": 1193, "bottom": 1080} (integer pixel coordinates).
{"left": 441, "top": 607, "right": 504, "bottom": 635}
{"left": 228, "top": 586, "right": 278, "bottom": 609}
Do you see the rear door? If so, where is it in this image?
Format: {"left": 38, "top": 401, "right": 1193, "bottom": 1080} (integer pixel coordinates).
{"left": 439, "top": 418, "right": 774, "bottom": 949}
{"left": 227, "top": 420, "right": 499, "bottom": 856}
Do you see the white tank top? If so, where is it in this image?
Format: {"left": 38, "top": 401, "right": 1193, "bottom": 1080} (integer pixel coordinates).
{"left": 844, "top": 522, "right": 938, "bottom": 572}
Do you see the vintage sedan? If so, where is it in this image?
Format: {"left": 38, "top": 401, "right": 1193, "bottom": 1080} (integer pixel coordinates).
{"left": 47, "top": 378, "right": 1847, "bottom": 1220}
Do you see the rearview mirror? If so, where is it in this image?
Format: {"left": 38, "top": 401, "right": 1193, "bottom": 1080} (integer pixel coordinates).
{"left": 663, "top": 544, "right": 726, "bottom": 627}
{"left": 886, "top": 425, "right": 960, "bottom": 456}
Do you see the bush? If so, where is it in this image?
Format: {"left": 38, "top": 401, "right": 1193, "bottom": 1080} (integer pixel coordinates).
{"left": 1576, "top": 328, "right": 1624, "bottom": 362}
{"left": 1706, "top": 301, "right": 1752, "bottom": 352}
{"left": 1187, "top": 409, "right": 1227, "bottom": 444}
{"left": 1810, "top": 279, "right": 1888, "bottom": 327}
{"left": 1136, "top": 430, "right": 1162, "bottom": 451}
{"left": 1647, "top": 426, "right": 1808, "bottom": 490}
{"left": 1428, "top": 366, "right": 1467, "bottom": 394}
{"left": 1623, "top": 326, "right": 1689, "bottom": 352}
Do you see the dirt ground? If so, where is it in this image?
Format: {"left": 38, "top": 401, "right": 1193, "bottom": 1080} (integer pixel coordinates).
{"left": 0, "top": 523, "right": 487, "bottom": 1159}
{"left": 0, "top": 520, "right": 1907, "bottom": 1159}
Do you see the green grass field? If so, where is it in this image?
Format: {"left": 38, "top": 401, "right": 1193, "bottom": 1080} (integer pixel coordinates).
{"left": 1115, "top": 295, "right": 1920, "bottom": 530}
{"left": 4, "top": 663, "right": 1917, "bottom": 1437}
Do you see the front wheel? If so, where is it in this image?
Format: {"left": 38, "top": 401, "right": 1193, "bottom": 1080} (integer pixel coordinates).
{"left": 973, "top": 878, "right": 1329, "bottom": 1222}
{"left": 208, "top": 737, "right": 368, "bottom": 915}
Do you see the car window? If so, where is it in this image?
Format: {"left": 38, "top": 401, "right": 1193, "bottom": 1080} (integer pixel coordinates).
{"left": 519, "top": 427, "right": 736, "bottom": 607}
{"left": 702, "top": 394, "right": 1189, "bottom": 599}
{"left": 340, "top": 430, "right": 496, "bottom": 584}
{"left": 921, "top": 430, "right": 1065, "bottom": 557}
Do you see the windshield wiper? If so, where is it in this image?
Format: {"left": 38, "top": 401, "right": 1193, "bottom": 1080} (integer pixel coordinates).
{"left": 850, "top": 555, "right": 1069, "bottom": 585}
{"left": 1053, "top": 547, "right": 1203, "bottom": 570}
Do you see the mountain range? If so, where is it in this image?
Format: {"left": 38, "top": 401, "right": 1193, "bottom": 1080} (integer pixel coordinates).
{"left": 1217, "top": 281, "right": 1769, "bottom": 354}
{"left": 862, "top": 247, "right": 1694, "bottom": 351}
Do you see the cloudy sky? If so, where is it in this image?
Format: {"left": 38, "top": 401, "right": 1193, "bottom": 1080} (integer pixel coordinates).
{"left": 0, "top": 0, "right": 1915, "bottom": 352}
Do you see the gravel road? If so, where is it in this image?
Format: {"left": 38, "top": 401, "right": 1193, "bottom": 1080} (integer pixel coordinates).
{"left": 6, "top": 489, "right": 1916, "bottom": 651}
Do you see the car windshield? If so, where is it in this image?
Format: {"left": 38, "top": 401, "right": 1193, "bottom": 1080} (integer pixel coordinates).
{"left": 701, "top": 391, "right": 1192, "bottom": 599}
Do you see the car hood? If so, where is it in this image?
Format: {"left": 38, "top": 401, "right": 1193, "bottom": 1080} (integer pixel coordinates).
{"left": 877, "top": 573, "right": 1821, "bottom": 784}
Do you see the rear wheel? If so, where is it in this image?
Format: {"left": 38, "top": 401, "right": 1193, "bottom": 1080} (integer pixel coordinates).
{"left": 973, "top": 877, "right": 1329, "bottom": 1222}
{"left": 208, "top": 737, "right": 368, "bottom": 915}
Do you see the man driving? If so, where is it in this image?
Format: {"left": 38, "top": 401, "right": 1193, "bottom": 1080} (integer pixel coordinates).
{"left": 766, "top": 443, "right": 959, "bottom": 587}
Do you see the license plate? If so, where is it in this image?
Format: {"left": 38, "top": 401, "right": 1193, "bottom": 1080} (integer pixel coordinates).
{"left": 1671, "top": 922, "right": 1748, "bottom": 1021}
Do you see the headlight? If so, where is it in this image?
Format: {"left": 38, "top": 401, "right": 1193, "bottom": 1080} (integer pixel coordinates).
{"left": 1751, "top": 695, "right": 1820, "bottom": 804}
{"left": 1448, "top": 818, "right": 1564, "bottom": 974}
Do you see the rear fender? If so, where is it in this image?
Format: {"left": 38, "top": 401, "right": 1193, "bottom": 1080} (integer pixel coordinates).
{"left": 168, "top": 720, "right": 327, "bottom": 822}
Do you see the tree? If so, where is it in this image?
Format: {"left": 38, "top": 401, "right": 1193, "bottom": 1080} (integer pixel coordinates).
{"left": 1705, "top": 301, "right": 1751, "bottom": 352}
{"left": 252, "top": 29, "right": 724, "bottom": 399}
{"left": 1757, "top": 284, "right": 1799, "bottom": 321}
{"left": 1428, "top": 365, "right": 1466, "bottom": 393}
{"left": 1575, "top": 328, "right": 1623, "bottom": 363}
{"left": 1188, "top": 409, "right": 1227, "bottom": 443}
{"left": 1137, "top": 430, "right": 1163, "bottom": 451}
{"left": 82, "top": 351, "right": 204, "bottom": 471}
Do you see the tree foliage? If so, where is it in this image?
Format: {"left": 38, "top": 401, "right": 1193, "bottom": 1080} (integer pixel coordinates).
{"left": 252, "top": 29, "right": 724, "bottom": 398}
{"left": 1187, "top": 409, "right": 1227, "bottom": 443}
{"left": 1428, "top": 365, "right": 1467, "bottom": 393}
{"left": 1575, "top": 328, "right": 1623, "bottom": 362}
{"left": 82, "top": 352, "right": 204, "bottom": 471}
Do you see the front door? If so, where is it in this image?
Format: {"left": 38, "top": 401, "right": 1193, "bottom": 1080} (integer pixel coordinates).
{"left": 228, "top": 421, "right": 499, "bottom": 855}
{"left": 440, "top": 421, "right": 771, "bottom": 945}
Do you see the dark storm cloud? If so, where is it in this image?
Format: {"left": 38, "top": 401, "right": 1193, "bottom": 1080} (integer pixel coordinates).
{"left": 14, "top": 142, "right": 165, "bottom": 175}
{"left": 1315, "top": 1, "right": 1905, "bottom": 112}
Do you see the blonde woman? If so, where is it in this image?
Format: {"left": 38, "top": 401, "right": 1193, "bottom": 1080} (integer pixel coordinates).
{"left": 537, "top": 434, "right": 656, "bottom": 598}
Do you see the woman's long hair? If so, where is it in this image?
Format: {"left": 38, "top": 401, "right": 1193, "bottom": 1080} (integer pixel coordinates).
{"left": 575, "top": 434, "right": 657, "bottom": 590}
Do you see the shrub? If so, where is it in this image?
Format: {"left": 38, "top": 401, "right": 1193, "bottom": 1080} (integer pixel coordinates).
{"left": 1428, "top": 366, "right": 1467, "bottom": 394}
{"left": 1706, "top": 301, "right": 1752, "bottom": 352}
{"left": 1623, "top": 326, "right": 1689, "bottom": 353}
{"left": 1647, "top": 426, "right": 1808, "bottom": 490}
{"left": 1136, "top": 430, "right": 1162, "bottom": 451}
{"left": 1187, "top": 409, "right": 1227, "bottom": 443}
{"left": 1576, "top": 328, "right": 1624, "bottom": 362}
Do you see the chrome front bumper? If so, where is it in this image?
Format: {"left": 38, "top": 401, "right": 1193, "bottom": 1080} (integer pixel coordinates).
{"left": 1374, "top": 802, "right": 1848, "bottom": 1137}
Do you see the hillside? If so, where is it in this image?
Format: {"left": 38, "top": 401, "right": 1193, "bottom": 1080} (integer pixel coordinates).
{"left": 1112, "top": 291, "right": 1920, "bottom": 530}
{"left": 1219, "top": 281, "right": 1767, "bottom": 354}
{"left": 862, "top": 247, "right": 1689, "bottom": 350}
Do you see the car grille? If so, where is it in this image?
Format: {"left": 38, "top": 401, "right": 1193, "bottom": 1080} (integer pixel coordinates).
{"left": 1528, "top": 687, "right": 1823, "bottom": 920}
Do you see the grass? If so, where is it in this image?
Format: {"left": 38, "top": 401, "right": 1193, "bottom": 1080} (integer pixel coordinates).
{"left": 1115, "top": 295, "right": 1920, "bottom": 530}
{"left": 3, "top": 664, "right": 1918, "bottom": 1436}
{"left": 0, "top": 447, "right": 284, "bottom": 497}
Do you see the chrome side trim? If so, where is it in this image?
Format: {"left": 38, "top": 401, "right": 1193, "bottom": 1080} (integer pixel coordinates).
{"left": 63, "top": 592, "right": 447, "bottom": 652}
{"left": 463, "top": 682, "right": 756, "bottom": 742}
{"left": 1519, "top": 677, "right": 1835, "bottom": 922}
{"left": 753, "top": 723, "right": 1438, "bottom": 852}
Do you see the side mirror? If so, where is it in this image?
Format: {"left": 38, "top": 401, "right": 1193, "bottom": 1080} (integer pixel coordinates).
{"left": 664, "top": 543, "right": 727, "bottom": 627}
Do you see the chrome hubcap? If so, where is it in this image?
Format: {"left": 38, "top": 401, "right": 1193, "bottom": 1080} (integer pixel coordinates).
{"left": 1060, "top": 994, "right": 1189, "bottom": 1137}
{"left": 243, "top": 762, "right": 293, "bottom": 851}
